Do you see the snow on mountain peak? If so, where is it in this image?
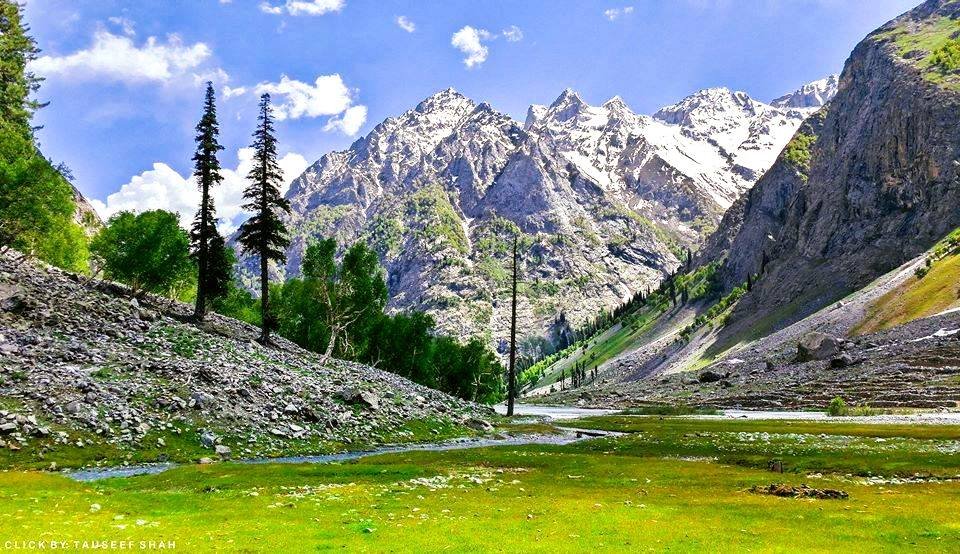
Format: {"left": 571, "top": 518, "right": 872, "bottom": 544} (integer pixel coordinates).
{"left": 770, "top": 74, "right": 839, "bottom": 109}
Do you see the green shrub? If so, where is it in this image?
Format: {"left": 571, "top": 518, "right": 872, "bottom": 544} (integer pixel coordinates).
{"left": 827, "top": 397, "right": 848, "bottom": 416}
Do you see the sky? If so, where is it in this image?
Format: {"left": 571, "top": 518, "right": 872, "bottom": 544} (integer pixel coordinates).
{"left": 24, "top": 0, "right": 919, "bottom": 232}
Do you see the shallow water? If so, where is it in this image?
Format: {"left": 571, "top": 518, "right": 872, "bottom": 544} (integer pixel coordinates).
{"left": 65, "top": 428, "right": 608, "bottom": 482}
{"left": 493, "top": 403, "right": 616, "bottom": 420}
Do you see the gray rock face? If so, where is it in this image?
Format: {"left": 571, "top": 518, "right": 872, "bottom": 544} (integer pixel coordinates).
{"left": 705, "top": 0, "right": 960, "bottom": 337}
{"left": 242, "top": 83, "right": 832, "bottom": 353}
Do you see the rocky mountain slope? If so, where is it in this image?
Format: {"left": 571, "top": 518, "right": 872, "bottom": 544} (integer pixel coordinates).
{"left": 706, "top": 0, "right": 960, "bottom": 340}
{"left": 531, "top": 0, "right": 960, "bottom": 409}
{"left": 0, "top": 253, "right": 489, "bottom": 467}
{"left": 249, "top": 81, "right": 834, "bottom": 354}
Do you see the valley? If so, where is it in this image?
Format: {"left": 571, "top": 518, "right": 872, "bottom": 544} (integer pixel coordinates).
{"left": 5, "top": 0, "right": 960, "bottom": 550}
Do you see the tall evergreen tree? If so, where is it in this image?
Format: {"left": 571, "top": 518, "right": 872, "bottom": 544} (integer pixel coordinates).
{"left": 190, "top": 82, "right": 225, "bottom": 320}
{"left": 237, "top": 93, "right": 290, "bottom": 343}
{"left": 0, "top": 0, "right": 44, "bottom": 139}
{"left": 506, "top": 234, "right": 519, "bottom": 416}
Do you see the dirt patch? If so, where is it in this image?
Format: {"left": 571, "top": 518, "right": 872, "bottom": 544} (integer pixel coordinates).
{"left": 748, "top": 483, "right": 849, "bottom": 499}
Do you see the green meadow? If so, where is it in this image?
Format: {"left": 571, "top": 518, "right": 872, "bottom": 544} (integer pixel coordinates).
{"left": 2, "top": 416, "right": 959, "bottom": 552}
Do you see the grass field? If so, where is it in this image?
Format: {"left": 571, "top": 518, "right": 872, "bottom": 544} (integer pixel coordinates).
{"left": 854, "top": 253, "right": 960, "bottom": 335}
{"left": 2, "top": 415, "right": 960, "bottom": 551}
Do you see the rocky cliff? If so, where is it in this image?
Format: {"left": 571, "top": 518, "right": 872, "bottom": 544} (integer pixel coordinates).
{"left": 707, "top": 0, "right": 960, "bottom": 337}
{"left": 248, "top": 82, "right": 833, "bottom": 354}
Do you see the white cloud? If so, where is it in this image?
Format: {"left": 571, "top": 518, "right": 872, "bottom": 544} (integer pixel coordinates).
{"left": 502, "top": 25, "right": 523, "bottom": 42}
{"left": 93, "top": 149, "right": 310, "bottom": 235}
{"left": 107, "top": 16, "right": 135, "bottom": 36}
{"left": 604, "top": 6, "right": 634, "bottom": 21}
{"left": 451, "top": 26, "right": 492, "bottom": 69}
{"left": 396, "top": 15, "right": 416, "bottom": 33}
{"left": 253, "top": 74, "right": 365, "bottom": 128}
{"left": 323, "top": 105, "right": 367, "bottom": 135}
{"left": 258, "top": 2, "right": 284, "bottom": 14}
{"left": 260, "top": 0, "right": 344, "bottom": 16}
{"left": 223, "top": 85, "right": 247, "bottom": 98}
{"left": 31, "top": 28, "right": 214, "bottom": 84}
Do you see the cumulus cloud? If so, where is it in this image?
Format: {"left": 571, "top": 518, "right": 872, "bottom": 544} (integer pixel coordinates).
{"left": 92, "top": 149, "right": 310, "bottom": 235}
{"left": 502, "top": 25, "right": 523, "bottom": 42}
{"left": 250, "top": 74, "right": 367, "bottom": 134}
{"left": 31, "top": 28, "right": 214, "bottom": 84}
{"left": 604, "top": 6, "right": 635, "bottom": 21}
{"left": 260, "top": 0, "right": 344, "bottom": 16}
{"left": 451, "top": 26, "right": 492, "bottom": 68}
{"left": 223, "top": 85, "right": 247, "bottom": 98}
{"left": 396, "top": 15, "right": 416, "bottom": 33}
{"left": 323, "top": 105, "right": 367, "bottom": 135}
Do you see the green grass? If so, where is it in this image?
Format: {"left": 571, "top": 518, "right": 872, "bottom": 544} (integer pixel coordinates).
{"left": 3, "top": 416, "right": 960, "bottom": 551}
{"left": 854, "top": 252, "right": 960, "bottom": 335}
{"left": 876, "top": 15, "right": 960, "bottom": 89}
{"left": 617, "top": 405, "right": 720, "bottom": 416}
{"left": 783, "top": 132, "right": 816, "bottom": 179}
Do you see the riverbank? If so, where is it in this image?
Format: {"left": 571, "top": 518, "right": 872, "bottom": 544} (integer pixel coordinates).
{"left": 3, "top": 413, "right": 959, "bottom": 551}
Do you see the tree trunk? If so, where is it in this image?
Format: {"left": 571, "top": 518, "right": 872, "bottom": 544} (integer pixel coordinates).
{"left": 193, "top": 178, "right": 209, "bottom": 321}
{"left": 318, "top": 327, "right": 337, "bottom": 366}
{"left": 507, "top": 235, "right": 518, "bottom": 417}
{"left": 259, "top": 253, "right": 269, "bottom": 344}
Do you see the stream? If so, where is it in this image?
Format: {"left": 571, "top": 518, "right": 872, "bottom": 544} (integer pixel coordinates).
{"left": 65, "top": 420, "right": 616, "bottom": 482}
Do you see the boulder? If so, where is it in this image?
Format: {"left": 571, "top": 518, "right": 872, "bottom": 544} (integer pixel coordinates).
{"left": 199, "top": 431, "right": 217, "bottom": 449}
{"left": 830, "top": 354, "right": 853, "bottom": 369}
{"left": 214, "top": 444, "right": 232, "bottom": 459}
{"left": 697, "top": 370, "right": 725, "bottom": 384}
{"left": 464, "top": 417, "right": 493, "bottom": 432}
{"left": 0, "top": 422, "right": 17, "bottom": 434}
{"left": 64, "top": 401, "right": 81, "bottom": 415}
{"left": 338, "top": 388, "right": 380, "bottom": 410}
{"left": 795, "top": 332, "right": 841, "bottom": 362}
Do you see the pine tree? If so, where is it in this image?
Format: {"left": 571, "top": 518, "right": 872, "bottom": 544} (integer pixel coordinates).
{"left": 190, "top": 82, "right": 225, "bottom": 320}
{"left": 506, "top": 234, "right": 519, "bottom": 416}
{"left": 237, "top": 93, "right": 291, "bottom": 343}
{"left": 0, "top": 0, "right": 45, "bottom": 139}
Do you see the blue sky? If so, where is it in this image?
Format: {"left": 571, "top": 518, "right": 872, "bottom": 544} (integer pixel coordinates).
{"left": 24, "top": 0, "right": 918, "bottom": 230}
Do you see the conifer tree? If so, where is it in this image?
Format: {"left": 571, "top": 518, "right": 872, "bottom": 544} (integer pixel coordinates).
{"left": 0, "top": 0, "right": 44, "bottom": 139}
{"left": 506, "top": 234, "right": 519, "bottom": 416}
{"left": 238, "top": 93, "right": 291, "bottom": 343}
{"left": 190, "top": 82, "right": 225, "bottom": 320}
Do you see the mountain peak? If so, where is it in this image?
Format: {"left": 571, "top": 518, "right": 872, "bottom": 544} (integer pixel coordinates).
{"left": 770, "top": 75, "right": 839, "bottom": 109}
{"left": 413, "top": 87, "right": 475, "bottom": 117}
{"left": 602, "top": 95, "right": 630, "bottom": 113}
{"left": 550, "top": 88, "right": 587, "bottom": 109}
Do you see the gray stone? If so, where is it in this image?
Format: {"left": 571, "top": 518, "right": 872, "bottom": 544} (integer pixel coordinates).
{"left": 214, "top": 445, "right": 232, "bottom": 459}
{"left": 0, "top": 422, "right": 17, "bottom": 434}
{"left": 795, "top": 332, "right": 841, "bottom": 363}
{"left": 697, "top": 370, "right": 725, "bottom": 384}
{"left": 200, "top": 431, "right": 217, "bottom": 449}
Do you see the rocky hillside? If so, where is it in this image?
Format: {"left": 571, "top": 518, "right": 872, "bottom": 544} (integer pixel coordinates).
{"left": 706, "top": 0, "right": 960, "bottom": 340}
{"left": 0, "top": 253, "right": 489, "bottom": 468}
{"left": 245, "top": 82, "right": 833, "bottom": 354}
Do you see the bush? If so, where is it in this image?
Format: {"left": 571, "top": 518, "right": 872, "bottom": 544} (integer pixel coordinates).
{"left": 90, "top": 210, "right": 194, "bottom": 296}
{"left": 827, "top": 396, "right": 848, "bottom": 417}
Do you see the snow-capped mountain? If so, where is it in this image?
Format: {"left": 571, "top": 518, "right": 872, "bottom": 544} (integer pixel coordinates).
{"left": 770, "top": 74, "right": 839, "bottom": 109}
{"left": 241, "top": 79, "right": 835, "bottom": 352}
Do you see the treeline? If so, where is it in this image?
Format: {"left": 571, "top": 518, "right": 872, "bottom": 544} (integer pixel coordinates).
{"left": 0, "top": 2, "right": 504, "bottom": 404}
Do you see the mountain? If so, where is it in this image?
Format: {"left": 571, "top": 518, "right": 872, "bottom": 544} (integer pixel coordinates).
{"left": 246, "top": 80, "right": 835, "bottom": 354}
{"left": 770, "top": 75, "right": 839, "bottom": 109}
{"left": 526, "top": 0, "right": 960, "bottom": 406}
{"left": 706, "top": 0, "right": 960, "bottom": 338}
